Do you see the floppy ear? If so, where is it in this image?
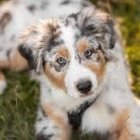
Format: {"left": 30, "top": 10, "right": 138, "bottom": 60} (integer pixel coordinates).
{"left": 18, "top": 26, "right": 44, "bottom": 73}
{"left": 18, "top": 20, "right": 59, "bottom": 73}
{"left": 77, "top": 6, "right": 117, "bottom": 60}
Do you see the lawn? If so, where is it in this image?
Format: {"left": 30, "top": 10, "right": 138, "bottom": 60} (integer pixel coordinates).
{"left": 0, "top": 0, "right": 140, "bottom": 140}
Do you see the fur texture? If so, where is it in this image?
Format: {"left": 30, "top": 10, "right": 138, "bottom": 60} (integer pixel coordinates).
{"left": 0, "top": 0, "right": 140, "bottom": 140}
{"left": 19, "top": 7, "right": 140, "bottom": 140}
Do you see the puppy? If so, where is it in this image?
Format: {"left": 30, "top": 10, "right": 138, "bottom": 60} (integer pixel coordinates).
{"left": 18, "top": 7, "right": 140, "bottom": 140}
{"left": 0, "top": 0, "right": 90, "bottom": 94}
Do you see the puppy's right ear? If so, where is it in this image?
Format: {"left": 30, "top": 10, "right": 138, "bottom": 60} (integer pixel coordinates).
{"left": 18, "top": 26, "right": 42, "bottom": 71}
{"left": 18, "top": 20, "right": 59, "bottom": 73}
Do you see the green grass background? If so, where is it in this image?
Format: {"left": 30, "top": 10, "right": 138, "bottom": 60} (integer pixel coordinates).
{"left": 0, "top": 0, "right": 140, "bottom": 139}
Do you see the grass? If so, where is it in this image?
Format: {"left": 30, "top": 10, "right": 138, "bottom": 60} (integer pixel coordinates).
{"left": 0, "top": 0, "right": 140, "bottom": 139}
{"left": 0, "top": 71, "right": 39, "bottom": 140}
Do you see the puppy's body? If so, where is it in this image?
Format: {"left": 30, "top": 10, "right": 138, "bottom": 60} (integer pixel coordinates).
{"left": 0, "top": 1, "right": 140, "bottom": 140}
{"left": 37, "top": 32, "right": 140, "bottom": 140}
{"left": 19, "top": 8, "right": 140, "bottom": 140}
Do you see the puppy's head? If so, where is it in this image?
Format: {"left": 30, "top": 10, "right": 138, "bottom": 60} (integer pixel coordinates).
{"left": 19, "top": 7, "right": 117, "bottom": 98}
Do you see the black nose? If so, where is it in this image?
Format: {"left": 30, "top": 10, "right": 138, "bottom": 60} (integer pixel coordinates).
{"left": 76, "top": 80, "right": 92, "bottom": 94}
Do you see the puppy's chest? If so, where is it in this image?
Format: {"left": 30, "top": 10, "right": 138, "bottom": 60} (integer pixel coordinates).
{"left": 41, "top": 86, "right": 93, "bottom": 128}
{"left": 81, "top": 103, "right": 116, "bottom": 133}
{"left": 41, "top": 85, "right": 81, "bottom": 109}
{"left": 41, "top": 82, "right": 116, "bottom": 132}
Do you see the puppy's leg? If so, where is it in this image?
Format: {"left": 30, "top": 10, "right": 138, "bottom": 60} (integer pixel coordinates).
{"left": 35, "top": 103, "right": 71, "bottom": 140}
{"left": 116, "top": 120, "right": 140, "bottom": 140}
{"left": 110, "top": 108, "right": 140, "bottom": 140}
{"left": 124, "top": 107, "right": 140, "bottom": 140}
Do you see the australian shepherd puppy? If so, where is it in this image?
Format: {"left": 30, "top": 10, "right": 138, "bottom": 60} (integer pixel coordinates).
{"left": 0, "top": 0, "right": 140, "bottom": 140}
{"left": 18, "top": 6, "right": 140, "bottom": 140}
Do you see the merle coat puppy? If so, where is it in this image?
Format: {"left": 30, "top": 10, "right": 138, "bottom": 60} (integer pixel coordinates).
{"left": 18, "top": 6, "right": 140, "bottom": 140}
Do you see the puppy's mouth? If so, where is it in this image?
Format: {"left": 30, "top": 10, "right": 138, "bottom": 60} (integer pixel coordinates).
{"left": 79, "top": 91, "right": 92, "bottom": 97}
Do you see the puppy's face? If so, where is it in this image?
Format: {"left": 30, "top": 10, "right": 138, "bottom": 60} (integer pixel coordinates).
{"left": 19, "top": 7, "right": 116, "bottom": 98}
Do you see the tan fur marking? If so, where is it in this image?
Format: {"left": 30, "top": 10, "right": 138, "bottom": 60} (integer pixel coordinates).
{"left": 116, "top": 109, "right": 129, "bottom": 129}
{"left": 42, "top": 103, "right": 71, "bottom": 140}
{"left": 0, "top": 50, "right": 27, "bottom": 71}
{"left": 9, "top": 50, "right": 28, "bottom": 71}
{"left": 115, "top": 109, "right": 130, "bottom": 140}
{"left": 110, "top": 109, "right": 135, "bottom": 140}
{"left": 0, "top": 71, "right": 5, "bottom": 80}
{"left": 0, "top": 59, "right": 9, "bottom": 69}
{"left": 57, "top": 48, "right": 69, "bottom": 59}
{"left": 86, "top": 50, "right": 106, "bottom": 81}
{"left": 44, "top": 64, "right": 66, "bottom": 90}
{"left": 77, "top": 38, "right": 106, "bottom": 81}
{"left": 76, "top": 38, "right": 89, "bottom": 55}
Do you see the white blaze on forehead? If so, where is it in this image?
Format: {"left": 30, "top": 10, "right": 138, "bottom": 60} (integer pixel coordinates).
{"left": 60, "top": 24, "right": 77, "bottom": 59}
{"left": 59, "top": 24, "right": 98, "bottom": 98}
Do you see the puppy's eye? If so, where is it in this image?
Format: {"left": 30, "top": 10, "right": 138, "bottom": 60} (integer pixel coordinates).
{"left": 56, "top": 57, "right": 66, "bottom": 66}
{"left": 84, "top": 49, "right": 94, "bottom": 59}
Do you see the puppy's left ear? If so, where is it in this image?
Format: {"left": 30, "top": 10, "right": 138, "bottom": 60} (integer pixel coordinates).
{"left": 18, "top": 20, "right": 58, "bottom": 73}
{"left": 99, "top": 17, "right": 117, "bottom": 61}
{"left": 78, "top": 7, "right": 117, "bottom": 60}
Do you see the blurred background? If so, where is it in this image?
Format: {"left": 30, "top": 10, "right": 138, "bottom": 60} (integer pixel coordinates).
{"left": 0, "top": 0, "right": 140, "bottom": 139}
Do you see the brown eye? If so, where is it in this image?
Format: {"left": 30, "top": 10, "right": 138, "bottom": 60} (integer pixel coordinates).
{"left": 84, "top": 49, "right": 93, "bottom": 59}
{"left": 56, "top": 57, "right": 66, "bottom": 66}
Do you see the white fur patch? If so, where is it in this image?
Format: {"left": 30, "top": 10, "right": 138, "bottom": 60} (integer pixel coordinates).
{"left": 59, "top": 25, "right": 98, "bottom": 98}
{"left": 81, "top": 103, "right": 115, "bottom": 134}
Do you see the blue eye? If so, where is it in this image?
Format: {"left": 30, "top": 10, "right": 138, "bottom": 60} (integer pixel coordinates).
{"left": 56, "top": 57, "right": 66, "bottom": 66}
{"left": 84, "top": 49, "right": 93, "bottom": 59}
